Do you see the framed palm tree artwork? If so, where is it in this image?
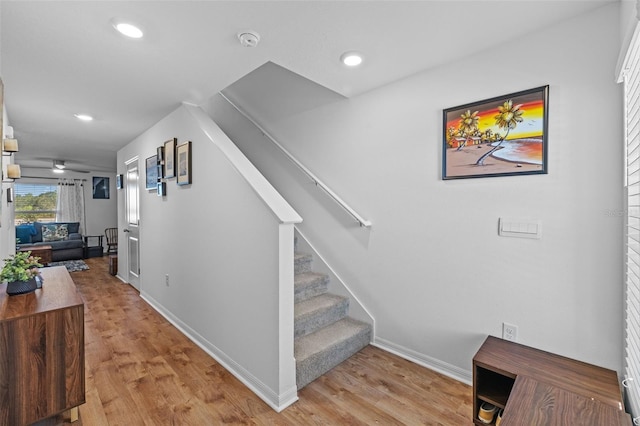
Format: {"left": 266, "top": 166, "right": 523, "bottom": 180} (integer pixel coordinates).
{"left": 442, "top": 85, "right": 549, "bottom": 180}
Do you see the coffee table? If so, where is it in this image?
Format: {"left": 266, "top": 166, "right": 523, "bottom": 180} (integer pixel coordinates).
{"left": 18, "top": 245, "right": 53, "bottom": 265}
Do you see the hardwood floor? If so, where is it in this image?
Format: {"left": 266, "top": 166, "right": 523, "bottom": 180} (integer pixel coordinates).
{"left": 36, "top": 257, "right": 473, "bottom": 425}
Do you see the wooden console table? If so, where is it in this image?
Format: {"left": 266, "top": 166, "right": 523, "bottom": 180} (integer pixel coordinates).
{"left": 0, "top": 266, "right": 85, "bottom": 425}
{"left": 473, "top": 336, "right": 631, "bottom": 425}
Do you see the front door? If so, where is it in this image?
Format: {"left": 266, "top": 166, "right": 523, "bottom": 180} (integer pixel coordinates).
{"left": 124, "top": 158, "right": 140, "bottom": 290}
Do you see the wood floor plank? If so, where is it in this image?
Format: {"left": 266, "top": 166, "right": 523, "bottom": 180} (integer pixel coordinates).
{"left": 337, "top": 349, "right": 472, "bottom": 424}
{"left": 125, "top": 374, "right": 174, "bottom": 426}
{"left": 91, "top": 360, "right": 149, "bottom": 425}
{"left": 77, "top": 375, "right": 109, "bottom": 426}
{"left": 36, "top": 257, "right": 472, "bottom": 425}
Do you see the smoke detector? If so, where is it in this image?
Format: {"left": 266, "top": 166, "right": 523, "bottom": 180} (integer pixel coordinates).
{"left": 238, "top": 31, "right": 260, "bottom": 48}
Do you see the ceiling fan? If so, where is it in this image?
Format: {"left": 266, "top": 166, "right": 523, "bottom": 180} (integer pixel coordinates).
{"left": 26, "top": 159, "right": 92, "bottom": 174}
{"left": 50, "top": 160, "right": 90, "bottom": 174}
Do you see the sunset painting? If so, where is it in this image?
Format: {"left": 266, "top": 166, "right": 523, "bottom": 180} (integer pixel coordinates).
{"left": 442, "top": 86, "right": 549, "bottom": 179}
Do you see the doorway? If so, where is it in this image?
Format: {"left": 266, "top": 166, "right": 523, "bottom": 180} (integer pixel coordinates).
{"left": 124, "top": 158, "right": 140, "bottom": 290}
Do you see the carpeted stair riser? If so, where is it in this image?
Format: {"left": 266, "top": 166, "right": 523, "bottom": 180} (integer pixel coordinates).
{"left": 295, "top": 317, "right": 371, "bottom": 389}
{"left": 294, "top": 294, "right": 349, "bottom": 338}
{"left": 294, "top": 253, "right": 313, "bottom": 275}
{"left": 294, "top": 272, "right": 329, "bottom": 303}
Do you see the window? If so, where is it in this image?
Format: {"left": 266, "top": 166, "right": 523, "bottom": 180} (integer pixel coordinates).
{"left": 14, "top": 183, "right": 58, "bottom": 225}
{"left": 623, "top": 23, "right": 640, "bottom": 420}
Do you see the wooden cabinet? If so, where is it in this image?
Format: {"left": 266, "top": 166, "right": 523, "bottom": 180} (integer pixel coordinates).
{"left": 18, "top": 245, "right": 53, "bottom": 265}
{"left": 0, "top": 266, "right": 85, "bottom": 425}
{"left": 473, "top": 336, "right": 630, "bottom": 426}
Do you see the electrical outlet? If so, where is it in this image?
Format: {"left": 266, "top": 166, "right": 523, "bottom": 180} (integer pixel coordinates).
{"left": 503, "top": 322, "right": 518, "bottom": 342}
{"left": 165, "top": 274, "right": 170, "bottom": 287}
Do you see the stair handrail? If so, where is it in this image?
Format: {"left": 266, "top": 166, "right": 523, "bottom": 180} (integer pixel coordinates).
{"left": 220, "top": 92, "right": 372, "bottom": 228}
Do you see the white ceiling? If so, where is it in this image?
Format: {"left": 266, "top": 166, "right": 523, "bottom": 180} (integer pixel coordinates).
{"left": 0, "top": 0, "right": 616, "bottom": 174}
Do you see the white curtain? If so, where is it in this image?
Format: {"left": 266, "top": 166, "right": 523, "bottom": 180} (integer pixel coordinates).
{"left": 56, "top": 179, "right": 86, "bottom": 233}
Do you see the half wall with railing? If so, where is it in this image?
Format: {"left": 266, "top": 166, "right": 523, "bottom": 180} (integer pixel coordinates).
{"left": 117, "top": 103, "right": 302, "bottom": 412}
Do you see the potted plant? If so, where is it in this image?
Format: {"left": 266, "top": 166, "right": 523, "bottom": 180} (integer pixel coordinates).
{"left": 1, "top": 251, "right": 43, "bottom": 295}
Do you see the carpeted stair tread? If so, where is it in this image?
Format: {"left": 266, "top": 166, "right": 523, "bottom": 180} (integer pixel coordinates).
{"left": 295, "top": 317, "right": 371, "bottom": 389}
{"left": 295, "top": 294, "right": 348, "bottom": 338}
{"left": 295, "top": 293, "right": 347, "bottom": 319}
{"left": 295, "top": 272, "right": 329, "bottom": 303}
{"left": 295, "top": 317, "right": 369, "bottom": 359}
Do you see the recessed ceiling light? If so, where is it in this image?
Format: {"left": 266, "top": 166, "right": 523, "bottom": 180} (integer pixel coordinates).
{"left": 113, "top": 22, "right": 144, "bottom": 39}
{"left": 74, "top": 113, "right": 93, "bottom": 121}
{"left": 340, "top": 51, "right": 364, "bottom": 67}
{"left": 52, "top": 168, "right": 64, "bottom": 174}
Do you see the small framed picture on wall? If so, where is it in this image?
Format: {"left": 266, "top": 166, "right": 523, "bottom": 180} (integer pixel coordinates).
{"left": 164, "top": 137, "right": 177, "bottom": 179}
{"left": 176, "top": 141, "right": 192, "bottom": 186}
{"left": 92, "top": 176, "right": 110, "bottom": 199}
{"left": 145, "top": 155, "right": 158, "bottom": 190}
{"left": 157, "top": 181, "right": 166, "bottom": 197}
{"left": 157, "top": 146, "right": 165, "bottom": 179}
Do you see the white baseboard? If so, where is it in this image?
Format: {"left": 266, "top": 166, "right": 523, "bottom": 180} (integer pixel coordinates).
{"left": 140, "top": 291, "right": 299, "bottom": 412}
{"left": 373, "top": 337, "right": 472, "bottom": 386}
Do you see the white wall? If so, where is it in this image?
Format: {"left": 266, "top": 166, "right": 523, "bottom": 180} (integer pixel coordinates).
{"left": 206, "top": 3, "right": 624, "bottom": 379}
{"left": 84, "top": 173, "right": 117, "bottom": 237}
{"left": 621, "top": 1, "right": 638, "bottom": 47}
{"left": 116, "top": 105, "right": 299, "bottom": 411}
{"left": 618, "top": 1, "right": 639, "bottom": 78}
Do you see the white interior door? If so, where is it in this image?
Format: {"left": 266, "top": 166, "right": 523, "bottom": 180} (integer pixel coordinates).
{"left": 125, "top": 159, "right": 140, "bottom": 290}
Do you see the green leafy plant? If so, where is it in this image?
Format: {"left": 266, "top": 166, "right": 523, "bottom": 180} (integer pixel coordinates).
{"left": 1, "top": 251, "right": 43, "bottom": 283}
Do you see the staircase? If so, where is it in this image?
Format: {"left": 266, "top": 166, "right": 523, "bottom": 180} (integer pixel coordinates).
{"left": 294, "top": 250, "right": 371, "bottom": 389}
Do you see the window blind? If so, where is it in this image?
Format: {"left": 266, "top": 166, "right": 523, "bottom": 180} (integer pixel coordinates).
{"left": 13, "top": 183, "right": 58, "bottom": 225}
{"left": 624, "top": 23, "right": 640, "bottom": 422}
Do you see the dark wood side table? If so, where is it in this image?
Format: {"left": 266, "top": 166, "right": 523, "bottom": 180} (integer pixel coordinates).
{"left": 473, "top": 336, "right": 631, "bottom": 425}
{"left": 83, "top": 234, "right": 103, "bottom": 258}
{"left": 18, "top": 244, "right": 53, "bottom": 265}
{"left": 0, "top": 266, "right": 85, "bottom": 424}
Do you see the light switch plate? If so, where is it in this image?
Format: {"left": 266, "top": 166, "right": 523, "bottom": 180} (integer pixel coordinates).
{"left": 499, "top": 218, "right": 542, "bottom": 239}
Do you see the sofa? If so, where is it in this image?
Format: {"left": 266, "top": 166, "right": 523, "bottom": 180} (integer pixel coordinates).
{"left": 16, "top": 222, "right": 84, "bottom": 262}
